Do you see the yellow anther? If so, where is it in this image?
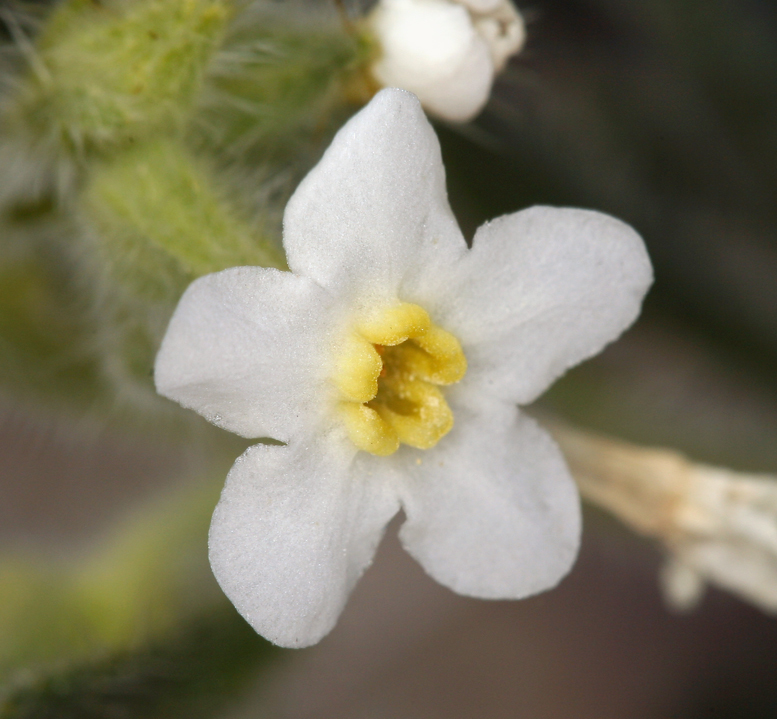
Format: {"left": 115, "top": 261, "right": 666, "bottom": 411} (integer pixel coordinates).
{"left": 357, "top": 303, "right": 430, "bottom": 346}
{"left": 389, "top": 327, "right": 467, "bottom": 385}
{"left": 333, "top": 332, "right": 382, "bottom": 402}
{"left": 334, "top": 302, "right": 466, "bottom": 456}
{"left": 371, "top": 381, "right": 453, "bottom": 449}
{"left": 339, "top": 402, "right": 399, "bottom": 456}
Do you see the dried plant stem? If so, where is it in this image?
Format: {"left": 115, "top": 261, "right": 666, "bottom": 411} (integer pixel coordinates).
{"left": 548, "top": 420, "right": 777, "bottom": 612}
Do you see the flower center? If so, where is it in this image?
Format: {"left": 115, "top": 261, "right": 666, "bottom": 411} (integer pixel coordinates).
{"left": 333, "top": 303, "right": 466, "bottom": 456}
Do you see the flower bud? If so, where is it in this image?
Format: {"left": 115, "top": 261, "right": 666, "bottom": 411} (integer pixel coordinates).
{"left": 367, "top": 0, "right": 525, "bottom": 122}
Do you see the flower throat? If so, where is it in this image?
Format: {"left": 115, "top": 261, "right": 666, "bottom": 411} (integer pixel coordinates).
{"left": 334, "top": 303, "right": 466, "bottom": 456}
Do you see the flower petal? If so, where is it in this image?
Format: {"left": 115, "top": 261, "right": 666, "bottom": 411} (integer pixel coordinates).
{"left": 154, "top": 266, "right": 334, "bottom": 442}
{"left": 209, "top": 439, "right": 401, "bottom": 647}
{"left": 282, "top": 88, "right": 467, "bottom": 305}
{"left": 419, "top": 206, "right": 652, "bottom": 406}
{"left": 397, "top": 404, "right": 580, "bottom": 598}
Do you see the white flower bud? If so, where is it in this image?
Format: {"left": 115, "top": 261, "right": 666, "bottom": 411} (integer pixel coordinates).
{"left": 368, "top": 0, "right": 526, "bottom": 122}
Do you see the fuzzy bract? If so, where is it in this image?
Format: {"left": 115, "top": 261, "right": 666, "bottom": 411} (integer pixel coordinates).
{"left": 155, "top": 89, "right": 652, "bottom": 647}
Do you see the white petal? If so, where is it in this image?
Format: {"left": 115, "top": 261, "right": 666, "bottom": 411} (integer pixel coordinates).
{"left": 154, "top": 267, "right": 335, "bottom": 442}
{"left": 424, "top": 207, "right": 652, "bottom": 406}
{"left": 370, "top": 0, "right": 494, "bottom": 122}
{"left": 397, "top": 404, "right": 581, "bottom": 598}
{"left": 209, "top": 439, "right": 401, "bottom": 648}
{"left": 283, "top": 88, "right": 466, "bottom": 305}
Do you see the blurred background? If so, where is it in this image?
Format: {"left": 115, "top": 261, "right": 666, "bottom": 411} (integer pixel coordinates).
{"left": 2, "top": 0, "right": 777, "bottom": 716}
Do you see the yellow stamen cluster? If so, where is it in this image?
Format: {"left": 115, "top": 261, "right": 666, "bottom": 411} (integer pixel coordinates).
{"left": 334, "top": 303, "right": 467, "bottom": 456}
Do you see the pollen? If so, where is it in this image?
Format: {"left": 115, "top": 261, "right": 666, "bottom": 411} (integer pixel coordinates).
{"left": 334, "top": 302, "right": 466, "bottom": 456}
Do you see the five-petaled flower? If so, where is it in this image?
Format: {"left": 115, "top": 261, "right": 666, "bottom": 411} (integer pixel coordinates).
{"left": 154, "top": 88, "right": 652, "bottom": 648}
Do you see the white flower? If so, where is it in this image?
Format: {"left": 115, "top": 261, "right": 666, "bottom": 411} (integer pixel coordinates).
{"left": 154, "top": 89, "right": 652, "bottom": 648}
{"left": 368, "top": 0, "right": 526, "bottom": 122}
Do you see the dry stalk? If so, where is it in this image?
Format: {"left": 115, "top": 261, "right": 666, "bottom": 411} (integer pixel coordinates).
{"left": 549, "top": 421, "right": 777, "bottom": 612}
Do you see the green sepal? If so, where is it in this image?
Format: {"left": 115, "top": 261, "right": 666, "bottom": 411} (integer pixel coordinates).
{"left": 15, "top": 0, "right": 232, "bottom": 154}
{"left": 78, "top": 137, "right": 285, "bottom": 408}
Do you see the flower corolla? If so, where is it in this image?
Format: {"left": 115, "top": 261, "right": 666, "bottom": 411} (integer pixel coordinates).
{"left": 154, "top": 89, "right": 652, "bottom": 647}
{"left": 368, "top": 0, "right": 526, "bottom": 122}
